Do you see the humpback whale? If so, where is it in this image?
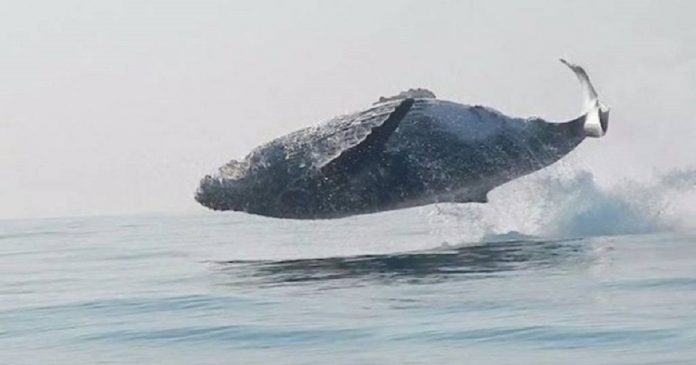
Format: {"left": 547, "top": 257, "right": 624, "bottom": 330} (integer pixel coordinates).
{"left": 196, "top": 59, "right": 609, "bottom": 219}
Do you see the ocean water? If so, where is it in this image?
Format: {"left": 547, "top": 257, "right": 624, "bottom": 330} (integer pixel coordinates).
{"left": 2, "top": 172, "right": 696, "bottom": 364}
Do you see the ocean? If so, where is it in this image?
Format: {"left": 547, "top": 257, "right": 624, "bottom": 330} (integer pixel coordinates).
{"left": 2, "top": 172, "right": 695, "bottom": 364}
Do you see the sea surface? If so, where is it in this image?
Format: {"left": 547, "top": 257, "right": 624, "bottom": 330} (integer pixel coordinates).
{"left": 2, "top": 210, "right": 695, "bottom": 365}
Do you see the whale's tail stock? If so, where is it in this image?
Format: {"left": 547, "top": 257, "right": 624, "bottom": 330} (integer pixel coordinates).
{"left": 560, "top": 59, "right": 610, "bottom": 138}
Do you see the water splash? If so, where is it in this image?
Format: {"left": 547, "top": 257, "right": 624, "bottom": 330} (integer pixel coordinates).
{"left": 426, "top": 167, "right": 696, "bottom": 241}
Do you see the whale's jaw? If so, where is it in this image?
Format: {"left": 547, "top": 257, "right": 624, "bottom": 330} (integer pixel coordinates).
{"left": 195, "top": 175, "right": 245, "bottom": 212}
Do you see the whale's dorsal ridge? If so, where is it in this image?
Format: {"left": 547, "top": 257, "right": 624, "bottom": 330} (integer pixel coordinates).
{"left": 374, "top": 88, "right": 436, "bottom": 104}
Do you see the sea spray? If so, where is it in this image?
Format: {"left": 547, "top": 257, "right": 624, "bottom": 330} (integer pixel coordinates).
{"left": 425, "top": 167, "right": 696, "bottom": 242}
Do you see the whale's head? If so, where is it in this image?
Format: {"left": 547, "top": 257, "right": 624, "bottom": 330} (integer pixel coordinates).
{"left": 195, "top": 159, "right": 251, "bottom": 212}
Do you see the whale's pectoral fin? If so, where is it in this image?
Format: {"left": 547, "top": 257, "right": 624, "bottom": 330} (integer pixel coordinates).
{"left": 449, "top": 190, "right": 489, "bottom": 204}
{"left": 320, "top": 98, "right": 414, "bottom": 176}
{"left": 470, "top": 191, "right": 488, "bottom": 203}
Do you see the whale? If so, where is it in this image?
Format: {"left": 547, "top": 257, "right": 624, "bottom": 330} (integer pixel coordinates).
{"left": 195, "top": 59, "right": 609, "bottom": 219}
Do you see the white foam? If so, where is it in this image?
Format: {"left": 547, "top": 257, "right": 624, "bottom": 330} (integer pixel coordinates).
{"left": 425, "top": 166, "right": 696, "bottom": 241}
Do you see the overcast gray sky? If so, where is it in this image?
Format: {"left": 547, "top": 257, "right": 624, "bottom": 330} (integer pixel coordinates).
{"left": 2, "top": 0, "right": 695, "bottom": 219}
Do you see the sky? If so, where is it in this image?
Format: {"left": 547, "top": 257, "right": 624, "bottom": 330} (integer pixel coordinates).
{"left": 1, "top": 0, "right": 695, "bottom": 219}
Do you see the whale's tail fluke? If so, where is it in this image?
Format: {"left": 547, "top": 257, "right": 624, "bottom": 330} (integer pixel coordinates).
{"left": 560, "top": 59, "right": 609, "bottom": 138}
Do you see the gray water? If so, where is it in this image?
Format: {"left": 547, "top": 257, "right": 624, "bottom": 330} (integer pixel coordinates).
{"left": 2, "top": 209, "right": 695, "bottom": 365}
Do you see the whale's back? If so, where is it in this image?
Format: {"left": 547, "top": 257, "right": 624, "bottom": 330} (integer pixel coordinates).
{"left": 393, "top": 99, "right": 530, "bottom": 144}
